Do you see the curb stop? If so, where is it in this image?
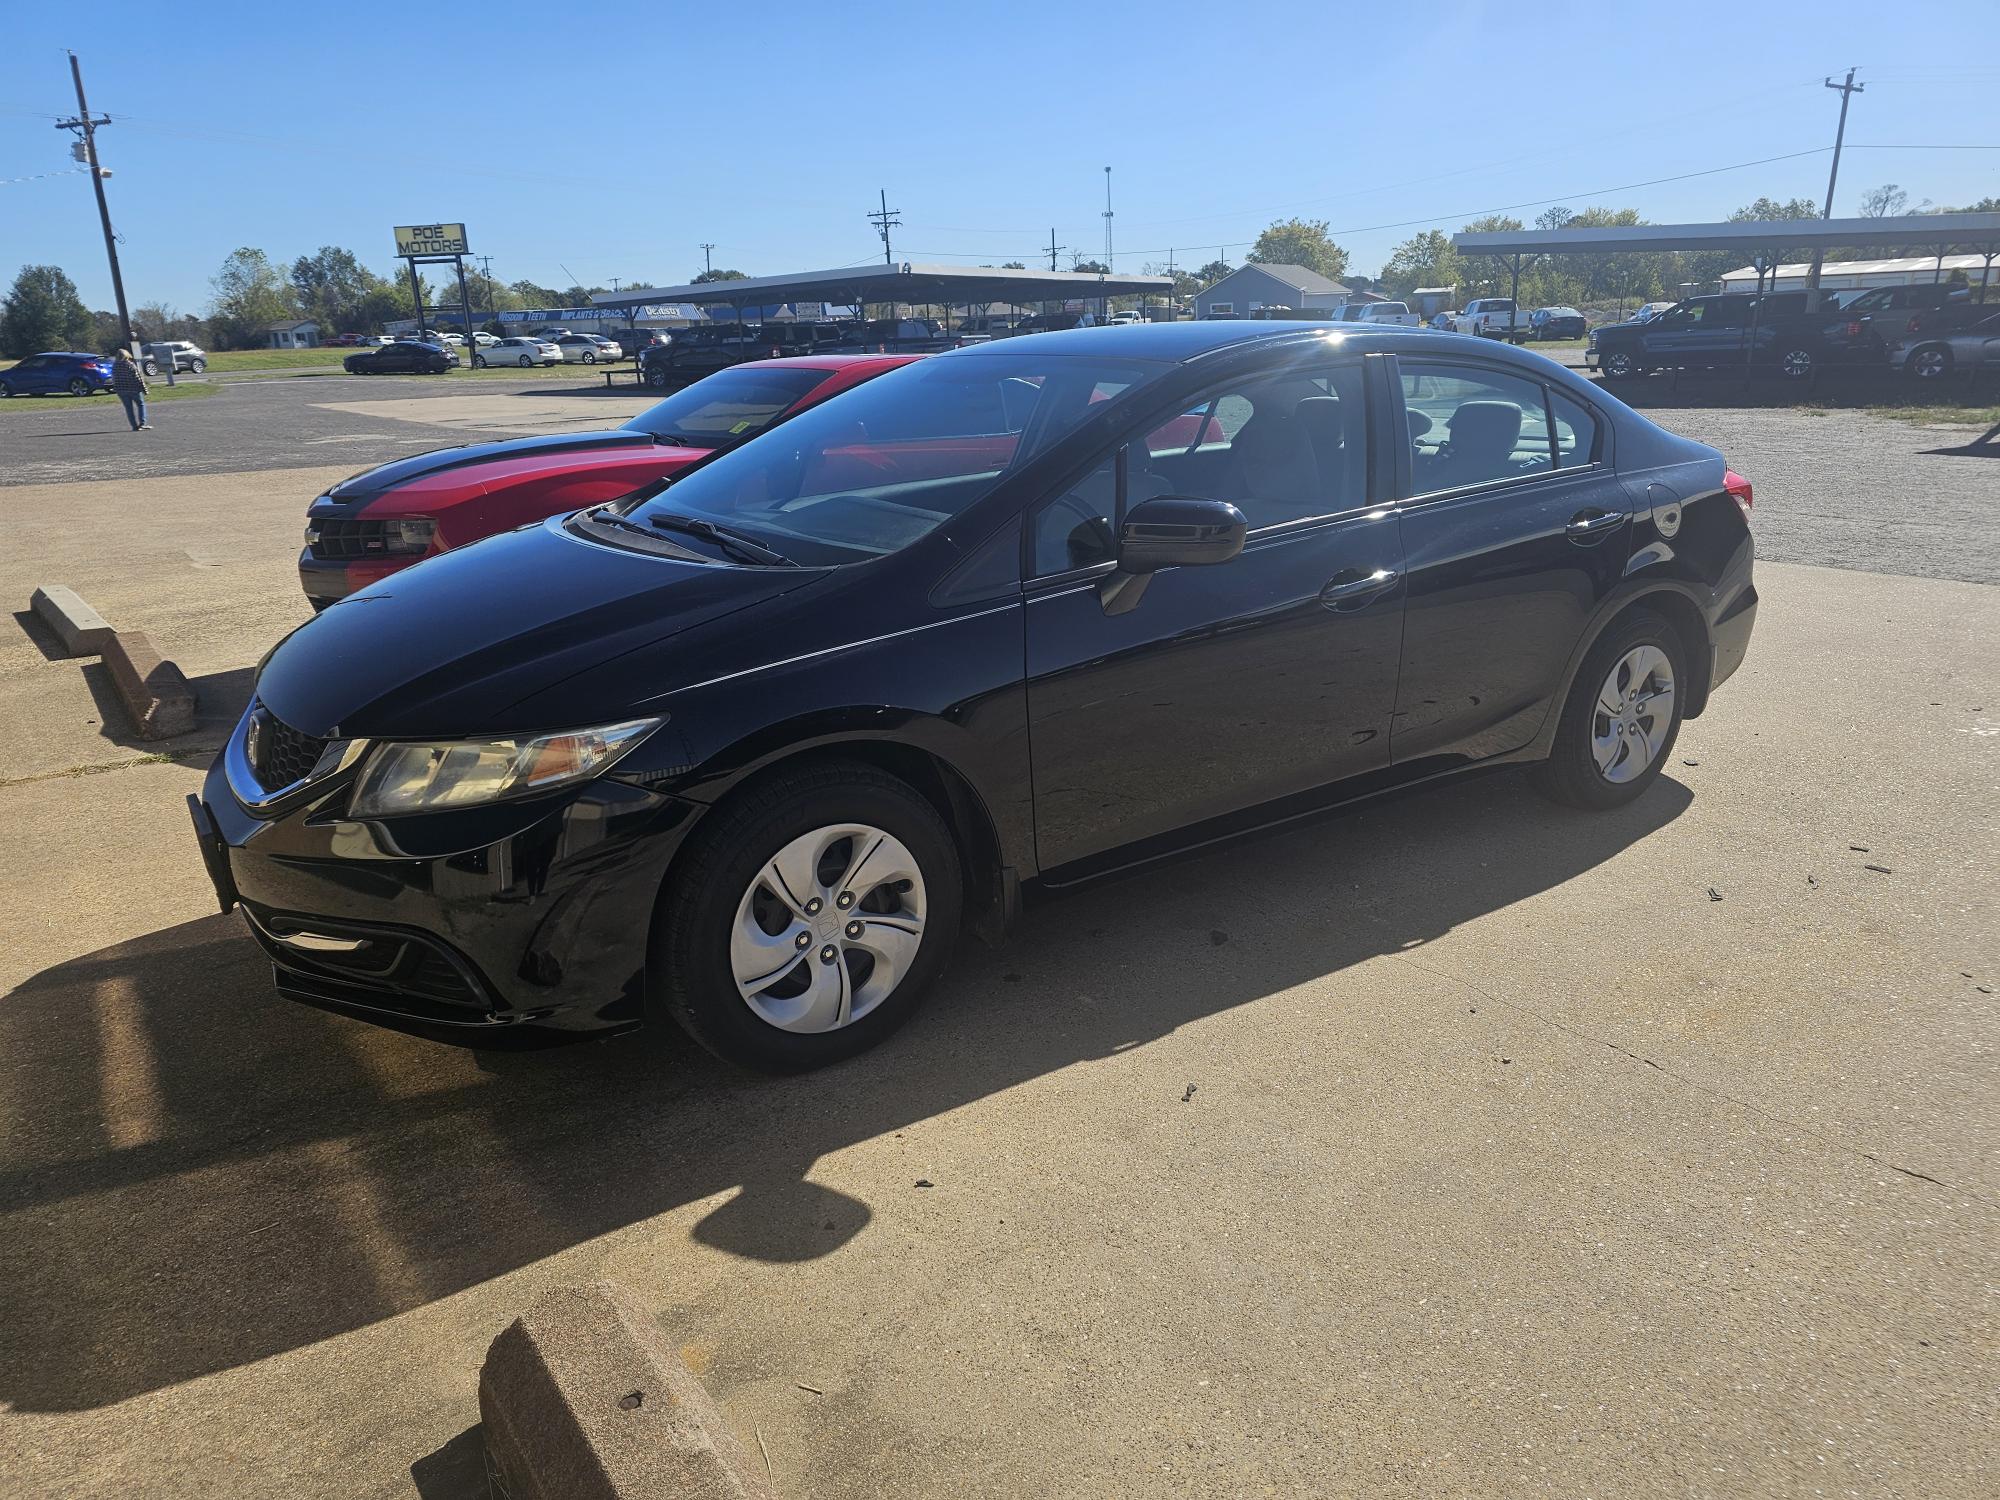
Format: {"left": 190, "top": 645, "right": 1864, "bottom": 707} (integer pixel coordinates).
{"left": 480, "top": 1281, "right": 777, "bottom": 1500}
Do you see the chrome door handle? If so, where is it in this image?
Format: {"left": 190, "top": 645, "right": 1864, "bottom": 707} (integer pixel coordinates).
{"left": 1565, "top": 509, "right": 1627, "bottom": 540}
{"left": 1319, "top": 567, "right": 1400, "bottom": 608}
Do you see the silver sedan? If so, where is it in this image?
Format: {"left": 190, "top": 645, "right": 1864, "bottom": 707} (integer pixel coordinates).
{"left": 1886, "top": 309, "right": 2000, "bottom": 382}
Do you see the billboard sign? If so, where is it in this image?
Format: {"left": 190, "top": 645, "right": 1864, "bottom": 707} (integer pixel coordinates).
{"left": 394, "top": 223, "right": 470, "bottom": 257}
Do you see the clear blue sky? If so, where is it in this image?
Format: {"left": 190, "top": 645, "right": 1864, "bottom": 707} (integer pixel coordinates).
{"left": 3, "top": 0, "right": 1995, "bottom": 312}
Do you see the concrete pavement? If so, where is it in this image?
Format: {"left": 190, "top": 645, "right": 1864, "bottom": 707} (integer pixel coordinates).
{"left": 1, "top": 560, "right": 1993, "bottom": 1499}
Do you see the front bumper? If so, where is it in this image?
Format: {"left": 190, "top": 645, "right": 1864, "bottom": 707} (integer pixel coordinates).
{"left": 298, "top": 548, "right": 418, "bottom": 607}
{"left": 194, "top": 743, "right": 703, "bottom": 1045}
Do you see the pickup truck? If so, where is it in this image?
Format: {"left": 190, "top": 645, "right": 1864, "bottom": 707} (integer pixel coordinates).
{"left": 1585, "top": 291, "right": 1893, "bottom": 381}
{"left": 1336, "top": 300, "right": 1421, "bottom": 328}
{"left": 1451, "top": 298, "right": 1530, "bottom": 341}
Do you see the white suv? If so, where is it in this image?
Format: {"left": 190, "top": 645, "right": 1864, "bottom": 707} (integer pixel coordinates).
{"left": 142, "top": 340, "right": 207, "bottom": 374}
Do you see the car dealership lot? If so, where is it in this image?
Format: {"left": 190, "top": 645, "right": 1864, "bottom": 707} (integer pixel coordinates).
{"left": 1, "top": 381, "right": 1995, "bottom": 1498}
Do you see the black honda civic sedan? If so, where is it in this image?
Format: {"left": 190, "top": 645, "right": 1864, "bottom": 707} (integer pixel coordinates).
{"left": 190, "top": 323, "right": 1757, "bottom": 1072}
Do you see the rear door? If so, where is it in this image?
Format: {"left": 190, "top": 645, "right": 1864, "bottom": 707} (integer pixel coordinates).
{"left": 1387, "top": 357, "right": 1628, "bottom": 769}
{"left": 1024, "top": 357, "right": 1405, "bottom": 872}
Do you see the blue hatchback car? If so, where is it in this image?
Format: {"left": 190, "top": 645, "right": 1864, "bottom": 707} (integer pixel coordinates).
{"left": 0, "top": 351, "right": 116, "bottom": 397}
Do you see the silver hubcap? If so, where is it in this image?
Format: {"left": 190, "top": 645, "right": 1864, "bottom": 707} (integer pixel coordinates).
{"left": 730, "top": 823, "right": 927, "bottom": 1033}
{"left": 1591, "top": 645, "right": 1675, "bottom": 783}
{"left": 1606, "top": 354, "right": 1631, "bottom": 376}
{"left": 1782, "top": 350, "right": 1811, "bottom": 377}
{"left": 1914, "top": 350, "right": 1946, "bottom": 379}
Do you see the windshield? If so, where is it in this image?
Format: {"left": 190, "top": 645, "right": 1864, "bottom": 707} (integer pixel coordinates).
{"left": 618, "top": 353, "right": 1170, "bottom": 566}
{"left": 623, "top": 366, "right": 828, "bottom": 446}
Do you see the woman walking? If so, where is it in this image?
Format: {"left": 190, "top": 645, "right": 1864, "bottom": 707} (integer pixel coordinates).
{"left": 111, "top": 348, "right": 151, "bottom": 431}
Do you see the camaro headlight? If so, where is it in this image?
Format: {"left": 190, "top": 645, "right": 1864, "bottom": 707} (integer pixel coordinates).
{"left": 347, "top": 719, "right": 661, "bottom": 818}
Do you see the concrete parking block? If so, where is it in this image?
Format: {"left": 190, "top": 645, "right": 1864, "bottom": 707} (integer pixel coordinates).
{"left": 480, "top": 1281, "right": 776, "bottom": 1500}
{"left": 104, "top": 631, "right": 196, "bottom": 740}
{"left": 28, "top": 584, "right": 114, "bottom": 657}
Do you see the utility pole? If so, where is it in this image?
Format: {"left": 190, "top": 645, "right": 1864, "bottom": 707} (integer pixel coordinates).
{"left": 476, "top": 254, "right": 498, "bottom": 332}
{"left": 699, "top": 242, "right": 715, "bottom": 277}
{"left": 1102, "top": 166, "right": 1114, "bottom": 270}
{"left": 1805, "top": 67, "right": 1865, "bottom": 308}
{"left": 866, "top": 191, "right": 901, "bottom": 267}
{"left": 1046, "top": 228, "right": 1066, "bottom": 272}
{"left": 55, "top": 52, "right": 135, "bottom": 356}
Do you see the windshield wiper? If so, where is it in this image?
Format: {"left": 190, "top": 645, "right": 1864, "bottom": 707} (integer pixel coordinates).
{"left": 642, "top": 511, "right": 797, "bottom": 567}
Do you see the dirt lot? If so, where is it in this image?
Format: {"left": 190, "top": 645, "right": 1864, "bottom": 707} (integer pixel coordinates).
{"left": 1, "top": 377, "right": 1995, "bottom": 1499}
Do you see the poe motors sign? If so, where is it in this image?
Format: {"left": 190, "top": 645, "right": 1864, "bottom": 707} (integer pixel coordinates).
{"left": 394, "top": 223, "right": 470, "bottom": 257}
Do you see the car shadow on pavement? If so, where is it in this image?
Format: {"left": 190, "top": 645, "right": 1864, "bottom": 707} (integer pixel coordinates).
{"left": 0, "top": 768, "right": 1691, "bottom": 1412}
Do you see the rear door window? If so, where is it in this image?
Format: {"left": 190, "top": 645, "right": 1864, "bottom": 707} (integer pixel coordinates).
{"left": 1548, "top": 389, "right": 1600, "bottom": 468}
{"left": 1401, "top": 365, "right": 1555, "bottom": 494}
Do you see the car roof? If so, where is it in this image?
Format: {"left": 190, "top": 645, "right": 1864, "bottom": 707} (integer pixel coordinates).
{"left": 747, "top": 353, "right": 926, "bottom": 373}
{"left": 949, "top": 319, "right": 1487, "bottom": 363}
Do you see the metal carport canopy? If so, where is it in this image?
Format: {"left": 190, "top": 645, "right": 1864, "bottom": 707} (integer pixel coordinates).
{"left": 589, "top": 262, "right": 1174, "bottom": 314}
{"left": 1453, "top": 213, "right": 2000, "bottom": 257}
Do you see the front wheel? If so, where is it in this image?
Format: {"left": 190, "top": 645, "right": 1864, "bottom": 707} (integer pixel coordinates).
{"left": 141, "top": 358, "right": 160, "bottom": 377}
{"left": 1600, "top": 350, "right": 1639, "bottom": 380}
{"left": 1534, "top": 610, "right": 1686, "bottom": 810}
{"left": 517, "top": 355, "right": 532, "bottom": 367}
{"left": 654, "top": 763, "right": 964, "bottom": 1072}
{"left": 645, "top": 366, "right": 671, "bottom": 389}
{"left": 582, "top": 351, "right": 597, "bottom": 364}
{"left": 1778, "top": 346, "right": 1814, "bottom": 380}
{"left": 189, "top": 357, "right": 206, "bottom": 373}
{"left": 1907, "top": 345, "right": 1952, "bottom": 381}
{"left": 473, "top": 354, "right": 487, "bottom": 368}
{"left": 68, "top": 378, "right": 90, "bottom": 396}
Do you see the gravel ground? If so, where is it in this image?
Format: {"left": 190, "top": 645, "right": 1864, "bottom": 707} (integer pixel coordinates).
{"left": 1641, "top": 405, "right": 1998, "bottom": 586}
{"left": 3, "top": 371, "right": 1994, "bottom": 584}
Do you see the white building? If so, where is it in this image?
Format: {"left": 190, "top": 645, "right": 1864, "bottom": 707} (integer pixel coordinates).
{"left": 1718, "top": 254, "right": 1993, "bottom": 294}
{"left": 264, "top": 319, "right": 320, "bottom": 349}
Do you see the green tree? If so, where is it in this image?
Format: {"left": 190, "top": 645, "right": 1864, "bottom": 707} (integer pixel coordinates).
{"left": 1194, "top": 259, "right": 1232, "bottom": 285}
{"left": 692, "top": 267, "right": 749, "bottom": 283}
{"left": 1069, "top": 257, "right": 1109, "bottom": 274}
{"left": 0, "top": 264, "right": 94, "bottom": 357}
{"left": 1247, "top": 218, "right": 1348, "bottom": 281}
{"left": 289, "top": 246, "right": 383, "bottom": 332}
{"left": 208, "top": 247, "right": 296, "bottom": 349}
{"left": 510, "top": 278, "right": 566, "bottom": 307}
{"left": 999, "top": 261, "right": 1027, "bottom": 270}
{"left": 1948, "top": 195, "right": 2000, "bottom": 213}
{"left": 1455, "top": 216, "right": 1525, "bottom": 299}
{"left": 130, "top": 301, "right": 205, "bottom": 343}
{"left": 1379, "top": 230, "right": 1460, "bottom": 299}
{"left": 1730, "top": 196, "right": 1817, "bottom": 221}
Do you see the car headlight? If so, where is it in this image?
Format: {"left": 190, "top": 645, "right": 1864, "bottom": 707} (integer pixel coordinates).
{"left": 347, "top": 718, "right": 661, "bottom": 818}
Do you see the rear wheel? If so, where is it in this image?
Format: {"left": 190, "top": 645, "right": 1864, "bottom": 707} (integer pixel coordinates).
{"left": 654, "top": 763, "right": 964, "bottom": 1073}
{"left": 1908, "top": 345, "right": 1952, "bottom": 381}
{"left": 1534, "top": 610, "right": 1686, "bottom": 810}
{"left": 141, "top": 358, "right": 160, "bottom": 377}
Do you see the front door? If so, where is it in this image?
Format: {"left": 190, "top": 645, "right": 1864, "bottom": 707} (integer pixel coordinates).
{"left": 1388, "top": 358, "right": 1631, "bottom": 769}
{"left": 1025, "top": 359, "right": 1406, "bottom": 874}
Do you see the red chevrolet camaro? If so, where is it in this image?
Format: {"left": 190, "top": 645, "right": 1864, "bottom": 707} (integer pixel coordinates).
{"left": 298, "top": 354, "right": 920, "bottom": 608}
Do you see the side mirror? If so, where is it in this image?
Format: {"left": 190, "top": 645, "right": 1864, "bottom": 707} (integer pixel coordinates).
{"left": 1100, "top": 496, "right": 1248, "bottom": 616}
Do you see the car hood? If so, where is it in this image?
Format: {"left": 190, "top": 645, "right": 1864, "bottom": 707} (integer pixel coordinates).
{"left": 254, "top": 518, "right": 821, "bottom": 740}
{"left": 327, "top": 430, "right": 668, "bottom": 502}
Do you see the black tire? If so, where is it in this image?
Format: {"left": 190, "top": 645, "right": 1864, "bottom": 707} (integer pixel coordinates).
{"left": 582, "top": 351, "right": 597, "bottom": 364}
{"left": 653, "top": 762, "right": 964, "bottom": 1073}
{"left": 67, "top": 377, "right": 90, "bottom": 396}
{"left": 1599, "top": 350, "right": 1639, "bottom": 380}
{"left": 189, "top": 357, "right": 205, "bottom": 373}
{"left": 141, "top": 358, "right": 160, "bottom": 377}
{"left": 1907, "top": 345, "right": 1952, "bottom": 381}
{"left": 517, "top": 355, "right": 532, "bottom": 367}
{"left": 1534, "top": 608, "right": 1687, "bottom": 811}
{"left": 645, "top": 366, "right": 671, "bottom": 389}
{"left": 473, "top": 355, "right": 487, "bottom": 368}
{"left": 1778, "top": 346, "right": 1814, "bottom": 381}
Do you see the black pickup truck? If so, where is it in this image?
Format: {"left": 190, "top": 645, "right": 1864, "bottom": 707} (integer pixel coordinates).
{"left": 1586, "top": 293, "right": 1829, "bottom": 380}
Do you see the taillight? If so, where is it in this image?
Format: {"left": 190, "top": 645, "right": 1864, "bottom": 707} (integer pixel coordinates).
{"left": 1905, "top": 316, "right": 1922, "bottom": 334}
{"left": 1724, "top": 469, "right": 1753, "bottom": 520}
{"left": 1845, "top": 322, "right": 1862, "bottom": 338}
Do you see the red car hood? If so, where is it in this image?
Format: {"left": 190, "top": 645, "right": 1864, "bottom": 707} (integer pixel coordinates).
{"left": 328, "top": 430, "right": 716, "bottom": 520}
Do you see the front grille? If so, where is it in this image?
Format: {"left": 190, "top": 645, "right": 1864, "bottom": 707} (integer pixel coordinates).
{"left": 308, "top": 517, "right": 395, "bottom": 560}
{"left": 247, "top": 703, "right": 330, "bottom": 791}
